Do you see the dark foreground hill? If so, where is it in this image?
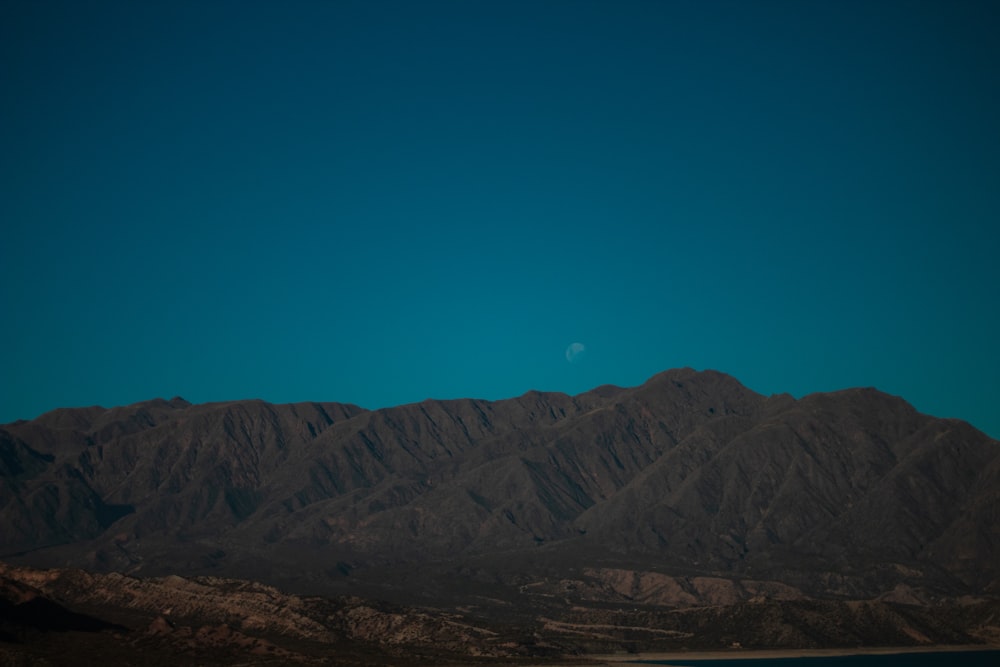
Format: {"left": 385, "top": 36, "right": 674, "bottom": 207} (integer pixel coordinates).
{"left": 2, "top": 368, "right": 999, "bottom": 663}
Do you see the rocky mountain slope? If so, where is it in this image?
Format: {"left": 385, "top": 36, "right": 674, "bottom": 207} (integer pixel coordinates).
{"left": 2, "top": 368, "right": 999, "bottom": 662}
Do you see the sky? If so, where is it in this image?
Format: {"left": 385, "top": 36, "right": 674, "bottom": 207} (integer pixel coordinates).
{"left": 2, "top": 1, "right": 998, "bottom": 438}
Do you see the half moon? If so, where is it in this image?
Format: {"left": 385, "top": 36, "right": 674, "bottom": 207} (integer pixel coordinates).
{"left": 565, "top": 342, "right": 585, "bottom": 363}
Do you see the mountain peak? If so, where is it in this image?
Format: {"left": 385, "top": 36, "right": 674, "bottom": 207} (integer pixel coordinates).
{"left": 2, "top": 369, "right": 997, "bottom": 617}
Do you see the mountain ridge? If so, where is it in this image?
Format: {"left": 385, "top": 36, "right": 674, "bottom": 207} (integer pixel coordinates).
{"left": 2, "top": 368, "right": 997, "bottom": 609}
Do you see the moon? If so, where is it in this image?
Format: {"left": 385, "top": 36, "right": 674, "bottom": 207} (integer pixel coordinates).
{"left": 565, "top": 342, "right": 585, "bottom": 363}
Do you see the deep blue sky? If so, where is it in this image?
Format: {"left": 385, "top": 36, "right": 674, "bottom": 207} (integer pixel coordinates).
{"left": 3, "top": 1, "right": 998, "bottom": 437}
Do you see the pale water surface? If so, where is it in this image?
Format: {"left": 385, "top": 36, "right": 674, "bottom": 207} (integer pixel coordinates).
{"left": 634, "top": 650, "right": 1000, "bottom": 666}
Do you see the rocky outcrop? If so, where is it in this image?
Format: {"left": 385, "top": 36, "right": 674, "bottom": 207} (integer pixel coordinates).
{"left": 0, "top": 562, "right": 535, "bottom": 665}
{"left": 2, "top": 562, "right": 998, "bottom": 665}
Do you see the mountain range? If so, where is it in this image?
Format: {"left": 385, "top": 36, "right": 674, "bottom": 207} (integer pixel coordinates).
{"left": 2, "top": 368, "right": 999, "bottom": 663}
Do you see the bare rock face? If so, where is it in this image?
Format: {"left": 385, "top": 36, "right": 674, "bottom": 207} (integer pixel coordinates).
{"left": 1, "top": 368, "right": 999, "bottom": 663}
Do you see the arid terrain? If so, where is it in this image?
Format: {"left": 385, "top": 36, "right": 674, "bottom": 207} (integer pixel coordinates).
{"left": 3, "top": 368, "right": 999, "bottom": 663}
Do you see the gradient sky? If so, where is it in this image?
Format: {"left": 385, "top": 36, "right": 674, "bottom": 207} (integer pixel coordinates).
{"left": 3, "top": 1, "right": 998, "bottom": 437}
